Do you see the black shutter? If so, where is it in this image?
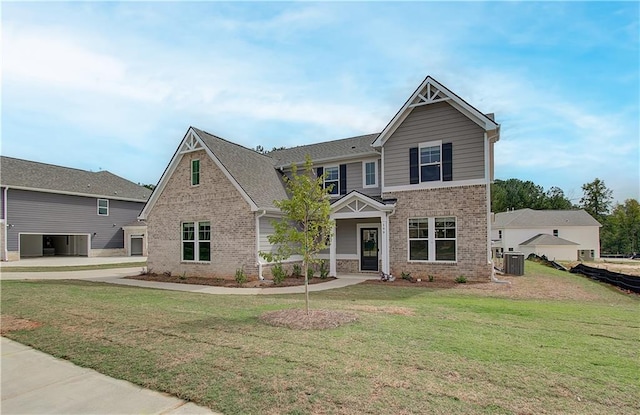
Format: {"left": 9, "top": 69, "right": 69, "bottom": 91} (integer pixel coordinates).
{"left": 339, "top": 164, "right": 347, "bottom": 195}
{"left": 442, "top": 143, "right": 453, "bottom": 181}
{"left": 316, "top": 167, "right": 323, "bottom": 180}
{"left": 409, "top": 147, "right": 419, "bottom": 184}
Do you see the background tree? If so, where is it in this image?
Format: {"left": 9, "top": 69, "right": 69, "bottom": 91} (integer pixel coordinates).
{"left": 260, "top": 155, "right": 334, "bottom": 314}
{"left": 491, "top": 178, "right": 547, "bottom": 212}
{"left": 543, "top": 186, "right": 574, "bottom": 210}
{"left": 579, "top": 178, "right": 613, "bottom": 223}
{"left": 602, "top": 199, "right": 640, "bottom": 255}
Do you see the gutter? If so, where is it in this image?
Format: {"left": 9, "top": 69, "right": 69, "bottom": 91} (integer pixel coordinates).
{"left": 2, "top": 187, "right": 7, "bottom": 261}
{"left": 256, "top": 209, "right": 267, "bottom": 280}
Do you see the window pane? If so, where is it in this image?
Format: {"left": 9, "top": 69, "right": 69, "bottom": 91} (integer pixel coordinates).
{"left": 436, "top": 240, "right": 456, "bottom": 261}
{"left": 409, "top": 240, "right": 429, "bottom": 260}
{"left": 325, "top": 167, "right": 338, "bottom": 180}
{"left": 421, "top": 164, "right": 440, "bottom": 182}
{"left": 326, "top": 180, "right": 339, "bottom": 194}
{"left": 420, "top": 146, "right": 440, "bottom": 164}
{"left": 191, "top": 160, "right": 200, "bottom": 185}
{"left": 199, "top": 222, "right": 211, "bottom": 240}
{"left": 365, "top": 162, "right": 376, "bottom": 185}
{"left": 183, "top": 242, "right": 195, "bottom": 261}
{"left": 183, "top": 223, "right": 195, "bottom": 240}
{"left": 199, "top": 242, "right": 210, "bottom": 261}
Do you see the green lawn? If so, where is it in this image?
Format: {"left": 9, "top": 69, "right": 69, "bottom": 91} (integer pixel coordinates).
{"left": 1, "top": 263, "right": 638, "bottom": 415}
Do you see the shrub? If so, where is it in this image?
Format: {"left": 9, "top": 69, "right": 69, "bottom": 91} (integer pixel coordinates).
{"left": 163, "top": 271, "right": 172, "bottom": 277}
{"left": 235, "top": 268, "right": 248, "bottom": 284}
{"left": 179, "top": 272, "right": 187, "bottom": 280}
{"left": 271, "top": 263, "right": 286, "bottom": 285}
{"left": 455, "top": 275, "right": 467, "bottom": 284}
{"left": 428, "top": 275, "right": 434, "bottom": 282}
{"left": 401, "top": 271, "right": 412, "bottom": 280}
{"left": 307, "top": 267, "right": 315, "bottom": 279}
{"left": 292, "top": 264, "right": 302, "bottom": 277}
{"left": 319, "top": 260, "right": 329, "bottom": 279}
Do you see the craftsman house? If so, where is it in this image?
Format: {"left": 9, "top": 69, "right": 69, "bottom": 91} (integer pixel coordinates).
{"left": 491, "top": 208, "right": 601, "bottom": 261}
{"left": 0, "top": 156, "right": 150, "bottom": 261}
{"left": 140, "top": 76, "right": 500, "bottom": 281}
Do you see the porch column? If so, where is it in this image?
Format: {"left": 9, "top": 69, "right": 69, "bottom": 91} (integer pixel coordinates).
{"left": 329, "top": 220, "right": 337, "bottom": 277}
{"left": 381, "top": 213, "right": 390, "bottom": 274}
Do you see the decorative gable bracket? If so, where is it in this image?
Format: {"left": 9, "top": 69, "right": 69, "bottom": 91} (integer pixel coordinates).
{"left": 409, "top": 83, "right": 451, "bottom": 108}
{"left": 179, "top": 130, "right": 204, "bottom": 154}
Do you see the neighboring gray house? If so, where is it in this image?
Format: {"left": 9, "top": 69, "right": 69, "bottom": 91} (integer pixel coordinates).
{"left": 1, "top": 156, "right": 150, "bottom": 261}
{"left": 140, "top": 76, "right": 500, "bottom": 281}
{"left": 491, "top": 208, "right": 601, "bottom": 261}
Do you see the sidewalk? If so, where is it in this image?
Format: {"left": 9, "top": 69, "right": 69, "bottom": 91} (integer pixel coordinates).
{"left": 1, "top": 337, "right": 218, "bottom": 415}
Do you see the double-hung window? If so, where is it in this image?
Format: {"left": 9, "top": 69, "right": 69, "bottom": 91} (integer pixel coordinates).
{"left": 191, "top": 159, "right": 200, "bottom": 186}
{"left": 324, "top": 166, "right": 339, "bottom": 195}
{"left": 97, "top": 199, "right": 109, "bottom": 216}
{"left": 182, "top": 221, "right": 210, "bottom": 262}
{"left": 408, "top": 217, "right": 457, "bottom": 262}
{"left": 363, "top": 161, "right": 378, "bottom": 188}
{"left": 420, "top": 142, "right": 441, "bottom": 182}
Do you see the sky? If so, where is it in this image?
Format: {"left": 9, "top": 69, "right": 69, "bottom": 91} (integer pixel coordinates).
{"left": 2, "top": 1, "right": 639, "bottom": 205}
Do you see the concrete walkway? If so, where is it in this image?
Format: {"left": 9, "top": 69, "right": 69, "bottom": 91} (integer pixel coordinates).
{"left": 1, "top": 337, "right": 218, "bottom": 414}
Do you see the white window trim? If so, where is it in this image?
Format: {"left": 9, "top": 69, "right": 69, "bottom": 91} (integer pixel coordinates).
{"left": 407, "top": 216, "right": 457, "bottom": 263}
{"left": 181, "top": 221, "right": 211, "bottom": 263}
{"left": 323, "top": 165, "right": 340, "bottom": 196}
{"left": 362, "top": 160, "right": 378, "bottom": 188}
{"left": 191, "top": 159, "right": 200, "bottom": 187}
{"left": 418, "top": 140, "right": 443, "bottom": 183}
{"left": 97, "top": 199, "right": 109, "bottom": 216}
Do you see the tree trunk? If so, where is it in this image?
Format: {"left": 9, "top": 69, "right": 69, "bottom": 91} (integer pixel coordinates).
{"left": 303, "top": 259, "right": 309, "bottom": 315}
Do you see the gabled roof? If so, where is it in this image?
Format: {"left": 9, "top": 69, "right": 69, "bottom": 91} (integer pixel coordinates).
{"left": 193, "top": 128, "right": 289, "bottom": 210}
{"left": 373, "top": 76, "right": 500, "bottom": 147}
{"left": 140, "top": 127, "right": 288, "bottom": 218}
{"left": 0, "top": 156, "right": 150, "bottom": 202}
{"left": 494, "top": 208, "right": 601, "bottom": 229}
{"left": 268, "top": 133, "right": 380, "bottom": 168}
{"left": 520, "top": 233, "right": 579, "bottom": 246}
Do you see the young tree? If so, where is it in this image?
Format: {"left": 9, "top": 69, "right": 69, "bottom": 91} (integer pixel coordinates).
{"left": 260, "top": 155, "right": 334, "bottom": 314}
{"left": 580, "top": 178, "right": 613, "bottom": 222}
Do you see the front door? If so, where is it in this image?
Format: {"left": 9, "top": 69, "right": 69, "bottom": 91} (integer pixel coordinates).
{"left": 360, "top": 228, "right": 379, "bottom": 271}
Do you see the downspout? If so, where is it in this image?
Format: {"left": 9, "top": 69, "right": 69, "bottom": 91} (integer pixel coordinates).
{"left": 2, "top": 187, "right": 8, "bottom": 261}
{"left": 256, "top": 209, "right": 267, "bottom": 280}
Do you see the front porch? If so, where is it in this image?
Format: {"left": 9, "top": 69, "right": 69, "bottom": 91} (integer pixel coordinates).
{"left": 328, "top": 191, "right": 396, "bottom": 277}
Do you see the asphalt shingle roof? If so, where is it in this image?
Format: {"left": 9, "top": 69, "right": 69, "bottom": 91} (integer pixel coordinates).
{"left": 493, "top": 208, "right": 601, "bottom": 228}
{"left": 193, "top": 128, "right": 289, "bottom": 210}
{"left": 267, "top": 133, "right": 380, "bottom": 168}
{"left": 520, "top": 233, "right": 579, "bottom": 246}
{"left": 0, "top": 156, "right": 150, "bottom": 201}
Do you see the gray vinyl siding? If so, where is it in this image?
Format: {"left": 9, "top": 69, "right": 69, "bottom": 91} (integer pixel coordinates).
{"left": 345, "top": 160, "right": 381, "bottom": 197}
{"left": 5, "top": 189, "right": 143, "bottom": 251}
{"left": 336, "top": 218, "right": 380, "bottom": 255}
{"left": 384, "top": 101, "right": 485, "bottom": 187}
{"left": 259, "top": 216, "right": 278, "bottom": 254}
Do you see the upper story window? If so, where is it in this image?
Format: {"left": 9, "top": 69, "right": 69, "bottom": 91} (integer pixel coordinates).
{"left": 97, "top": 199, "right": 109, "bottom": 216}
{"left": 420, "top": 144, "right": 441, "bottom": 182}
{"left": 191, "top": 159, "right": 200, "bottom": 186}
{"left": 498, "top": 230, "right": 502, "bottom": 239}
{"left": 553, "top": 229, "right": 559, "bottom": 237}
{"left": 317, "top": 165, "right": 347, "bottom": 196}
{"left": 410, "top": 141, "right": 452, "bottom": 184}
{"left": 363, "top": 161, "right": 378, "bottom": 188}
{"left": 324, "top": 166, "right": 339, "bottom": 195}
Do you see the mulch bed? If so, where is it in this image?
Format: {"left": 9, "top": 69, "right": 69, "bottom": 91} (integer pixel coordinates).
{"left": 260, "top": 309, "right": 358, "bottom": 330}
{"left": 126, "top": 273, "right": 337, "bottom": 288}
{"left": 364, "top": 278, "right": 479, "bottom": 289}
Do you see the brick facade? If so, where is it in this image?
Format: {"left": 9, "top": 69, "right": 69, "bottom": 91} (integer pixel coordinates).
{"left": 146, "top": 150, "right": 259, "bottom": 278}
{"left": 385, "top": 184, "right": 491, "bottom": 281}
